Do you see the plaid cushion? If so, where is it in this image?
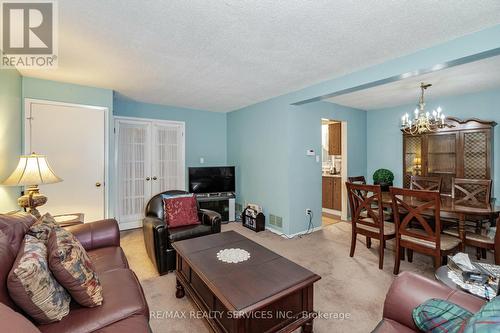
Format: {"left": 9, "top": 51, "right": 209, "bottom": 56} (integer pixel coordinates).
{"left": 413, "top": 298, "right": 472, "bottom": 333}
{"left": 463, "top": 295, "right": 500, "bottom": 332}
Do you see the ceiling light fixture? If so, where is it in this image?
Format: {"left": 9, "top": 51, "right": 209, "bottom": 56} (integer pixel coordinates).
{"left": 401, "top": 82, "right": 446, "bottom": 135}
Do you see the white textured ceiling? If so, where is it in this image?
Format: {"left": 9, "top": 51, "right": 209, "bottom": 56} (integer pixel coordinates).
{"left": 19, "top": 0, "right": 500, "bottom": 112}
{"left": 327, "top": 55, "right": 500, "bottom": 110}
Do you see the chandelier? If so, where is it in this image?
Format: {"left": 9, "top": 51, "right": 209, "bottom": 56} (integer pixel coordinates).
{"left": 401, "top": 82, "right": 445, "bottom": 135}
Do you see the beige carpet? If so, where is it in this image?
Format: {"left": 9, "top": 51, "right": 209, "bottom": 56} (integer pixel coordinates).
{"left": 120, "top": 222, "right": 493, "bottom": 333}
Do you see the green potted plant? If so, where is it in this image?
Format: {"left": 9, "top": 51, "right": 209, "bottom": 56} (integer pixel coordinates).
{"left": 373, "top": 168, "right": 394, "bottom": 192}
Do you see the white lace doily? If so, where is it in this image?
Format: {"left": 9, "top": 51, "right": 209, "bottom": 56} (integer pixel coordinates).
{"left": 447, "top": 270, "right": 495, "bottom": 300}
{"left": 216, "top": 248, "right": 250, "bottom": 264}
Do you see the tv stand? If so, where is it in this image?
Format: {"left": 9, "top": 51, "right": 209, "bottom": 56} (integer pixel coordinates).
{"left": 195, "top": 193, "right": 235, "bottom": 223}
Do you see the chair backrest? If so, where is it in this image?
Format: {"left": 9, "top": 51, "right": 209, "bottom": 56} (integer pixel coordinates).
{"left": 346, "top": 182, "right": 384, "bottom": 233}
{"left": 348, "top": 176, "right": 366, "bottom": 184}
{"left": 452, "top": 178, "right": 492, "bottom": 204}
{"left": 144, "top": 190, "right": 199, "bottom": 219}
{"left": 410, "top": 176, "right": 442, "bottom": 192}
{"left": 390, "top": 187, "right": 441, "bottom": 248}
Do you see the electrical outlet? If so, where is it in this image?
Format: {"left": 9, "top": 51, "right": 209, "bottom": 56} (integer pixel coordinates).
{"left": 305, "top": 208, "right": 312, "bottom": 215}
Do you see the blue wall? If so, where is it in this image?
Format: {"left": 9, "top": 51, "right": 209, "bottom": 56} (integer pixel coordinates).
{"left": 227, "top": 99, "right": 291, "bottom": 232}
{"left": 3, "top": 24, "right": 499, "bottom": 233}
{"left": 228, "top": 24, "right": 500, "bottom": 235}
{"left": 367, "top": 88, "right": 500, "bottom": 197}
{"left": 227, "top": 97, "right": 366, "bottom": 235}
{"left": 113, "top": 94, "right": 227, "bottom": 171}
{"left": 288, "top": 102, "right": 366, "bottom": 234}
{"left": 0, "top": 69, "right": 22, "bottom": 212}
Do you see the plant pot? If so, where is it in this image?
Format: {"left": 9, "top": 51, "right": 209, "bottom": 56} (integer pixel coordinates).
{"left": 375, "top": 181, "right": 393, "bottom": 192}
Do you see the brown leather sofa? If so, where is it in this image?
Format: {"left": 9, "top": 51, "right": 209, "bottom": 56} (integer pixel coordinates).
{"left": 0, "top": 213, "right": 150, "bottom": 333}
{"left": 142, "top": 190, "right": 221, "bottom": 275}
{"left": 373, "top": 271, "right": 485, "bottom": 332}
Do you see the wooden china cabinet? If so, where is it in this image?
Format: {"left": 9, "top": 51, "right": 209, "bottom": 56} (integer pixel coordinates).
{"left": 402, "top": 117, "right": 496, "bottom": 195}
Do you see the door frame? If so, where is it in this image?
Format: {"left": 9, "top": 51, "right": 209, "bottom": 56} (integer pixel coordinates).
{"left": 114, "top": 116, "right": 186, "bottom": 230}
{"left": 321, "top": 119, "right": 348, "bottom": 221}
{"left": 340, "top": 121, "right": 348, "bottom": 221}
{"left": 24, "top": 98, "right": 110, "bottom": 219}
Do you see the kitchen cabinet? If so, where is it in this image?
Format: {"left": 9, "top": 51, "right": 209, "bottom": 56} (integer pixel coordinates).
{"left": 322, "top": 177, "right": 333, "bottom": 209}
{"left": 333, "top": 177, "right": 341, "bottom": 210}
{"left": 328, "top": 123, "right": 341, "bottom": 155}
{"left": 322, "top": 176, "right": 341, "bottom": 211}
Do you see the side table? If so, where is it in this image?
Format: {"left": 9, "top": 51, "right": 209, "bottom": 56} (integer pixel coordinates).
{"left": 53, "top": 213, "right": 84, "bottom": 227}
{"left": 436, "top": 266, "right": 496, "bottom": 300}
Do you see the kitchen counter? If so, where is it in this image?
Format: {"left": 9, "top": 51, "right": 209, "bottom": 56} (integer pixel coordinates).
{"left": 322, "top": 174, "right": 341, "bottom": 178}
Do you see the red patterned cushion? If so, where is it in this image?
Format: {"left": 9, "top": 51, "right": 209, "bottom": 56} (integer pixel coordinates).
{"left": 163, "top": 194, "right": 200, "bottom": 228}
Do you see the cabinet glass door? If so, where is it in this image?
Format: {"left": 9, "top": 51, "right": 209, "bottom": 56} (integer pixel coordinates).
{"left": 463, "top": 130, "right": 489, "bottom": 179}
{"left": 426, "top": 133, "right": 458, "bottom": 194}
{"left": 403, "top": 136, "right": 422, "bottom": 188}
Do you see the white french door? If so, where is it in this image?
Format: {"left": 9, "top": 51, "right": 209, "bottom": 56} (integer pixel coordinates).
{"left": 151, "top": 123, "right": 185, "bottom": 194}
{"left": 115, "top": 117, "right": 185, "bottom": 230}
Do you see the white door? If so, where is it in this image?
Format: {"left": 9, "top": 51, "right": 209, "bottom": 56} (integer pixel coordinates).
{"left": 116, "top": 119, "right": 151, "bottom": 229}
{"left": 115, "top": 118, "right": 185, "bottom": 230}
{"left": 26, "top": 100, "right": 107, "bottom": 222}
{"left": 151, "top": 123, "right": 185, "bottom": 195}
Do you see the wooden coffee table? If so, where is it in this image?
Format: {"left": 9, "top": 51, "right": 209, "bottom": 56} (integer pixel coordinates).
{"left": 172, "top": 231, "right": 321, "bottom": 333}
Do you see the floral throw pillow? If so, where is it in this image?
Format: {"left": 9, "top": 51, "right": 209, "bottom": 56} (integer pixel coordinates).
{"left": 28, "top": 213, "right": 59, "bottom": 243}
{"left": 7, "top": 234, "right": 71, "bottom": 324}
{"left": 163, "top": 194, "right": 200, "bottom": 228}
{"left": 48, "top": 227, "right": 103, "bottom": 307}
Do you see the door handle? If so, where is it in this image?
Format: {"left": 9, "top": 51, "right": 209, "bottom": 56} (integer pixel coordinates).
{"left": 152, "top": 176, "right": 158, "bottom": 181}
{"left": 146, "top": 177, "right": 151, "bottom": 181}
{"left": 95, "top": 182, "right": 102, "bottom": 187}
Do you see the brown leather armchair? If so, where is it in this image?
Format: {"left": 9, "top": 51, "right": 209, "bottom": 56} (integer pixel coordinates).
{"left": 142, "top": 190, "right": 221, "bottom": 275}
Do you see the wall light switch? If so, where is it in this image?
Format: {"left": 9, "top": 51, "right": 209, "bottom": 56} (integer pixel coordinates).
{"left": 200, "top": 157, "right": 205, "bottom": 164}
{"left": 316, "top": 155, "right": 320, "bottom": 163}
{"left": 306, "top": 149, "right": 315, "bottom": 156}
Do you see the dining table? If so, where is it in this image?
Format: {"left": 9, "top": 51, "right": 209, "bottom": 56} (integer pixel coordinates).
{"left": 380, "top": 192, "right": 500, "bottom": 264}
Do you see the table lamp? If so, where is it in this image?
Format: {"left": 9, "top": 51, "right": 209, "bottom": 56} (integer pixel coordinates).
{"left": 1, "top": 153, "right": 62, "bottom": 218}
{"left": 413, "top": 157, "right": 422, "bottom": 175}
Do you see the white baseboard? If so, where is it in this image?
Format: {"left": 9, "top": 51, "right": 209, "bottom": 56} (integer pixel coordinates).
{"left": 286, "top": 225, "right": 322, "bottom": 238}
{"left": 265, "top": 225, "right": 283, "bottom": 235}
{"left": 118, "top": 220, "right": 142, "bottom": 230}
{"left": 265, "top": 225, "right": 322, "bottom": 238}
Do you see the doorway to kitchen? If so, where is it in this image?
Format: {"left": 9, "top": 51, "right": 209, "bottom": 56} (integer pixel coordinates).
{"left": 321, "top": 119, "right": 348, "bottom": 226}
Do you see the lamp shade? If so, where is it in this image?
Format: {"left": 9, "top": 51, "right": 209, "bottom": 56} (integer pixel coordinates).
{"left": 1, "top": 154, "right": 62, "bottom": 186}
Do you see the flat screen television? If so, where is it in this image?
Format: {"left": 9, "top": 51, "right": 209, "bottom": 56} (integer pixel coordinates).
{"left": 188, "top": 166, "right": 235, "bottom": 194}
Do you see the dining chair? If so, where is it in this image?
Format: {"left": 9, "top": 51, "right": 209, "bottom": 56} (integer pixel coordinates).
{"left": 348, "top": 176, "right": 366, "bottom": 184}
{"left": 347, "top": 176, "right": 384, "bottom": 247}
{"left": 409, "top": 175, "right": 442, "bottom": 192}
{"left": 444, "top": 178, "right": 493, "bottom": 259}
{"left": 390, "top": 187, "right": 461, "bottom": 275}
{"left": 346, "top": 182, "right": 395, "bottom": 269}
{"left": 452, "top": 178, "right": 492, "bottom": 204}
